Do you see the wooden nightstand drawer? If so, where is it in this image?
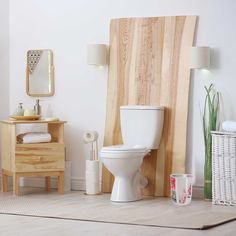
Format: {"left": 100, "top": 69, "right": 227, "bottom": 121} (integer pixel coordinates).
{"left": 15, "top": 143, "right": 65, "bottom": 172}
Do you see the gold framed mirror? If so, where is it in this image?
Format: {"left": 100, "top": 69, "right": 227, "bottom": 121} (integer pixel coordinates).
{"left": 26, "top": 49, "right": 54, "bottom": 97}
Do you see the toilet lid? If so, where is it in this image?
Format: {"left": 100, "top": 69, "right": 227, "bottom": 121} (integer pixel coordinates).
{"left": 120, "top": 105, "right": 164, "bottom": 110}
{"left": 101, "top": 145, "right": 147, "bottom": 153}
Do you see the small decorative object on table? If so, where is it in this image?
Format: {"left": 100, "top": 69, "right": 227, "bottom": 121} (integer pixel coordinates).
{"left": 34, "top": 99, "right": 41, "bottom": 115}
{"left": 211, "top": 131, "right": 236, "bottom": 206}
{"left": 24, "top": 108, "right": 35, "bottom": 116}
{"left": 13, "top": 103, "right": 24, "bottom": 116}
{"left": 83, "top": 130, "right": 100, "bottom": 195}
{"left": 201, "top": 84, "right": 220, "bottom": 200}
{"left": 10, "top": 115, "right": 40, "bottom": 121}
{"left": 11, "top": 103, "right": 41, "bottom": 120}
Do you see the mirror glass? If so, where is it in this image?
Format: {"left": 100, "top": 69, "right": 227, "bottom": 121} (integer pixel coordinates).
{"left": 26, "top": 49, "right": 54, "bottom": 96}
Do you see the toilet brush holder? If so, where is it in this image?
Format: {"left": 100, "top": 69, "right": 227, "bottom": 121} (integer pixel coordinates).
{"left": 85, "top": 160, "right": 100, "bottom": 195}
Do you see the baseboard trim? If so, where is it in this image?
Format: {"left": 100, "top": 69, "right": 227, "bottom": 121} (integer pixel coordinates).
{"left": 23, "top": 177, "right": 86, "bottom": 191}
{"left": 192, "top": 185, "right": 204, "bottom": 199}
{"left": 0, "top": 175, "right": 203, "bottom": 198}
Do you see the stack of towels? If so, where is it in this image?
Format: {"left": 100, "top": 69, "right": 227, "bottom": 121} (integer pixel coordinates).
{"left": 17, "top": 132, "right": 51, "bottom": 144}
{"left": 222, "top": 121, "right": 236, "bottom": 132}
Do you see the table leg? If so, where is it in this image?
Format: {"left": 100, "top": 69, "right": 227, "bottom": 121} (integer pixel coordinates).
{"left": 58, "top": 172, "right": 64, "bottom": 194}
{"left": 2, "top": 170, "right": 8, "bottom": 192}
{"left": 13, "top": 173, "right": 20, "bottom": 196}
{"left": 45, "top": 176, "right": 51, "bottom": 192}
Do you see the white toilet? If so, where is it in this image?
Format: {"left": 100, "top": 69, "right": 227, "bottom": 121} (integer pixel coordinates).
{"left": 100, "top": 105, "right": 164, "bottom": 202}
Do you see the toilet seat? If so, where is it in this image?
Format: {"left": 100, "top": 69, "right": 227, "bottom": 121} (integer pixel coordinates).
{"left": 100, "top": 145, "right": 149, "bottom": 160}
{"left": 101, "top": 145, "right": 147, "bottom": 153}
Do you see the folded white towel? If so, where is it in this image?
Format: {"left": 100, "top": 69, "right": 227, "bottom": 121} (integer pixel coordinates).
{"left": 222, "top": 121, "right": 236, "bottom": 132}
{"left": 17, "top": 132, "right": 51, "bottom": 144}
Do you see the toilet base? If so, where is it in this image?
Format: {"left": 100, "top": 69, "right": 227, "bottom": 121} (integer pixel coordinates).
{"left": 110, "top": 176, "right": 143, "bottom": 202}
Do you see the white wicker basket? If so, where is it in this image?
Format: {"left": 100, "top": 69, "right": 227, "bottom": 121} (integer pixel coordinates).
{"left": 211, "top": 131, "right": 236, "bottom": 206}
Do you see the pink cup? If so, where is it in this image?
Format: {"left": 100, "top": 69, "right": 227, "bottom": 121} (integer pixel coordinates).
{"left": 170, "top": 174, "right": 193, "bottom": 206}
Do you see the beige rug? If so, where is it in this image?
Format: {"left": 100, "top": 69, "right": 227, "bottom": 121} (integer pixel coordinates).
{"left": 0, "top": 189, "right": 235, "bottom": 230}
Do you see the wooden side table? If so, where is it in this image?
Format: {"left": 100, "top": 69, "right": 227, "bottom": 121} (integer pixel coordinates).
{"left": 0, "top": 120, "right": 66, "bottom": 196}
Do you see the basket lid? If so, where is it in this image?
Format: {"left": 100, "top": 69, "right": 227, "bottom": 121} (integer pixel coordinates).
{"left": 211, "top": 131, "right": 236, "bottom": 137}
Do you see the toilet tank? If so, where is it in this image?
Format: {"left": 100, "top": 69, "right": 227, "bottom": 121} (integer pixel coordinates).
{"left": 120, "top": 105, "right": 164, "bottom": 149}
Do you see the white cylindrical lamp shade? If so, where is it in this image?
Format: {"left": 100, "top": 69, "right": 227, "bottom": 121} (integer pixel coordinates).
{"left": 189, "top": 47, "right": 210, "bottom": 69}
{"left": 87, "top": 44, "right": 108, "bottom": 65}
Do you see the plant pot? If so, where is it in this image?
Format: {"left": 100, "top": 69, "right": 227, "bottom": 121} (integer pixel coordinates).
{"left": 204, "top": 156, "right": 212, "bottom": 201}
{"left": 201, "top": 84, "right": 219, "bottom": 201}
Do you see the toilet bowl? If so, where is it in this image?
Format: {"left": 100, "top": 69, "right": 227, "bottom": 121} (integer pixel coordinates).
{"left": 100, "top": 145, "right": 149, "bottom": 202}
{"left": 101, "top": 105, "right": 164, "bottom": 202}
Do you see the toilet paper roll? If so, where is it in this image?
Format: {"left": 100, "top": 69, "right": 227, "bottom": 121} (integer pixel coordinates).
{"left": 86, "top": 169, "right": 100, "bottom": 194}
{"left": 86, "top": 160, "right": 99, "bottom": 172}
{"left": 86, "top": 181, "right": 100, "bottom": 194}
{"left": 83, "top": 130, "right": 98, "bottom": 143}
{"left": 86, "top": 171, "right": 99, "bottom": 182}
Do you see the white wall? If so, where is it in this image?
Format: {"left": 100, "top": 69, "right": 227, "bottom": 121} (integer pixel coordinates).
{"left": 0, "top": 0, "right": 9, "bottom": 120}
{"left": 9, "top": 0, "right": 236, "bottom": 189}
{"left": 0, "top": 0, "right": 9, "bottom": 167}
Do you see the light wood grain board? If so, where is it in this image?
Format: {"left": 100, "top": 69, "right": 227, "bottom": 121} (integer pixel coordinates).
{"left": 102, "top": 16, "right": 197, "bottom": 196}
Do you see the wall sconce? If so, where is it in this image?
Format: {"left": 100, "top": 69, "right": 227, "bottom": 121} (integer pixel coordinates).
{"left": 87, "top": 44, "right": 108, "bottom": 66}
{"left": 189, "top": 46, "right": 210, "bottom": 69}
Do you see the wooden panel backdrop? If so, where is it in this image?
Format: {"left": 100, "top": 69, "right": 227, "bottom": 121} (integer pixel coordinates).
{"left": 102, "top": 16, "right": 197, "bottom": 196}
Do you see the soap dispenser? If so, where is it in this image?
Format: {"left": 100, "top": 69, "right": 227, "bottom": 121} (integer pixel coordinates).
{"left": 13, "top": 103, "right": 24, "bottom": 116}
{"left": 34, "top": 99, "right": 41, "bottom": 115}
